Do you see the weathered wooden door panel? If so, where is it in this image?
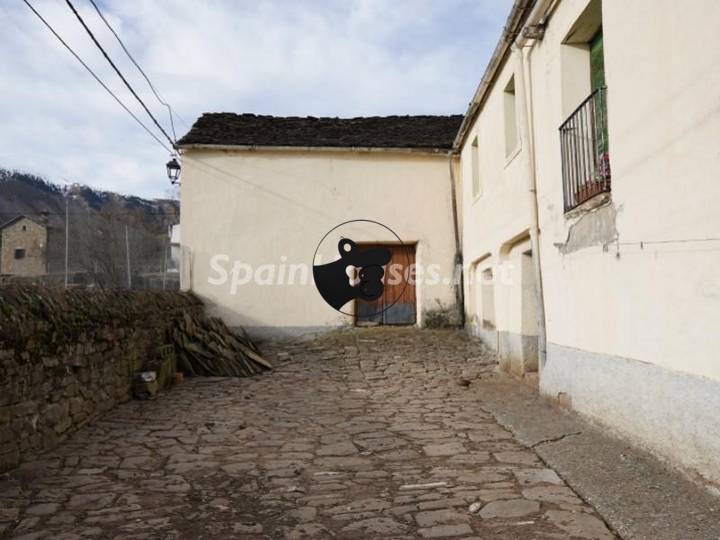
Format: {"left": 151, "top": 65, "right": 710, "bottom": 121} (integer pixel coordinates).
{"left": 355, "top": 244, "right": 416, "bottom": 326}
{"left": 356, "top": 295, "right": 383, "bottom": 325}
{"left": 381, "top": 244, "right": 415, "bottom": 325}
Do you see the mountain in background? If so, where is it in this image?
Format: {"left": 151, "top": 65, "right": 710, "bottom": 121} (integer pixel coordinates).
{"left": 0, "top": 168, "right": 179, "bottom": 287}
{"left": 0, "top": 168, "right": 178, "bottom": 233}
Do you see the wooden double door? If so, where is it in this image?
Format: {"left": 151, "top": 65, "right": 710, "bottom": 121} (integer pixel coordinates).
{"left": 355, "top": 244, "right": 416, "bottom": 326}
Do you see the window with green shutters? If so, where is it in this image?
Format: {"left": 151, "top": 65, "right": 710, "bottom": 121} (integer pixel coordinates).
{"left": 558, "top": 26, "right": 611, "bottom": 212}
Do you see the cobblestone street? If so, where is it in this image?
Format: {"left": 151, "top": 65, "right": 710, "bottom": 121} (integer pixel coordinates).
{"left": 1, "top": 328, "right": 616, "bottom": 539}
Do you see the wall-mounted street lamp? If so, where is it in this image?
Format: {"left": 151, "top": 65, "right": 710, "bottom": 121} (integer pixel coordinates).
{"left": 166, "top": 157, "right": 181, "bottom": 184}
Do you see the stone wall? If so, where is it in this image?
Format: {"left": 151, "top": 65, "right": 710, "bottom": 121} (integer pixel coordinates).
{"left": 0, "top": 286, "right": 202, "bottom": 472}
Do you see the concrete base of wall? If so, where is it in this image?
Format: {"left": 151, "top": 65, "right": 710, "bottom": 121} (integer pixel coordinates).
{"left": 468, "top": 324, "right": 498, "bottom": 352}
{"left": 467, "top": 325, "right": 538, "bottom": 377}
{"left": 499, "top": 331, "right": 538, "bottom": 375}
{"left": 540, "top": 342, "right": 720, "bottom": 486}
{"left": 240, "top": 325, "right": 344, "bottom": 342}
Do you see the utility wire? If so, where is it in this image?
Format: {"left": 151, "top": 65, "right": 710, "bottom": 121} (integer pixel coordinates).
{"left": 64, "top": 0, "right": 176, "bottom": 149}
{"left": 21, "top": 0, "right": 173, "bottom": 154}
{"left": 616, "top": 237, "right": 720, "bottom": 246}
{"left": 86, "top": 0, "right": 187, "bottom": 139}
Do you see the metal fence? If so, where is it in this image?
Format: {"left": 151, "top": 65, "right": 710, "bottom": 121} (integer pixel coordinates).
{"left": 0, "top": 210, "right": 182, "bottom": 291}
{"left": 559, "top": 86, "right": 611, "bottom": 212}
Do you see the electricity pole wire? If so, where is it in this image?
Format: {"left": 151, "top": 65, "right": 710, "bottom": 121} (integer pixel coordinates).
{"left": 64, "top": 194, "right": 69, "bottom": 288}
{"left": 86, "top": 0, "right": 188, "bottom": 139}
{"left": 64, "top": 0, "right": 176, "bottom": 149}
{"left": 21, "top": 0, "right": 173, "bottom": 154}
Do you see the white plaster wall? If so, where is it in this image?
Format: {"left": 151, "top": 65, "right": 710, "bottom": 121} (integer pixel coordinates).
{"left": 180, "top": 149, "right": 457, "bottom": 335}
{"left": 529, "top": 0, "right": 720, "bottom": 382}
{"left": 459, "top": 59, "right": 535, "bottom": 340}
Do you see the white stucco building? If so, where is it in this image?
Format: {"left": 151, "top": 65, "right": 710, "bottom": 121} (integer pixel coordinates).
{"left": 455, "top": 0, "right": 720, "bottom": 485}
{"left": 177, "top": 114, "right": 462, "bottom": 339}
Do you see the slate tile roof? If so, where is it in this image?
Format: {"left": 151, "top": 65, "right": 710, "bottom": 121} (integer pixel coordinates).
{"left": 177, "top": 113, "right": 463, "bottom": 150}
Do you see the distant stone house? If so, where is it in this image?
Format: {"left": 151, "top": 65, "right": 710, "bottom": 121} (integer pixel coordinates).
{"left": 0, "top": 215, "right": 48, "bottom": 276}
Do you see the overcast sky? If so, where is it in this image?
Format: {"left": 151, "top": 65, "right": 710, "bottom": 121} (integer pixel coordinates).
{"left": 1, "top": 0, "right": 512, "bottom": 199}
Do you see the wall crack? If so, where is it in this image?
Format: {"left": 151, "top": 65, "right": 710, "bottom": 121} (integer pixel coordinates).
{"left": 530, "top": 431, "right": 583, "bottom": 448}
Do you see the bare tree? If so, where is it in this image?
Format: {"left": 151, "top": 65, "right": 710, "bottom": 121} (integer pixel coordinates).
{"left": 72, "top": 199, "right": 166, "bottom": 289}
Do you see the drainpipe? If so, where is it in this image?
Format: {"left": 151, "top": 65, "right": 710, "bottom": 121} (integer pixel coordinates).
{"left": 447, "top": 151, "right": 465, "bottom": 327}
{"left": 512, "top": 42, "right": 547, "bottom": 372}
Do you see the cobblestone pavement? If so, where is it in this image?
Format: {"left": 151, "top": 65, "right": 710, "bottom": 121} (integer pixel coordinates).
{"left": 0, "top": 328, "right": 616, "bottom": 539}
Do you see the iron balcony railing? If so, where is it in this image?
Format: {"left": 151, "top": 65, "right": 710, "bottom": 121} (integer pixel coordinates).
{"left": 559, "top": 86, "right": 610, "bottom": 212}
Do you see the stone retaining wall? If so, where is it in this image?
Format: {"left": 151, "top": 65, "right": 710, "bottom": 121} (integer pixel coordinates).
{"left": 0, "top": 286, "right": 201, "bottom": 472}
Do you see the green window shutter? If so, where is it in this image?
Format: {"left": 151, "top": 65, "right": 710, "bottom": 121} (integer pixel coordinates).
{"left": 590, "top": 30, "right": 608, "bottom": 154}
{"left": 590, "top": 30, "right": 605, "bottom": 90}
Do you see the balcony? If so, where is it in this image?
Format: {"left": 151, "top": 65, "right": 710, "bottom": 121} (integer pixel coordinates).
{"left": 559, "top": 86, "right": 610, "bottom": 213}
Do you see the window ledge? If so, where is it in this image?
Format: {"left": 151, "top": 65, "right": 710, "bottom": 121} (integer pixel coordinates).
{"left": 564, "top": 190, "right": 612, "bottom": 219}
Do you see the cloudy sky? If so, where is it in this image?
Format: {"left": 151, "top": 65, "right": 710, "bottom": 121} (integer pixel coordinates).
{"left": 1, "top": 0, "right": 511, "bottom": 199}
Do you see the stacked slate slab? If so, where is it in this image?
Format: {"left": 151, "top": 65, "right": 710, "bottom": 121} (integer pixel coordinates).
{"left": 177, "top": 113, "right": 463, "bottom": 150}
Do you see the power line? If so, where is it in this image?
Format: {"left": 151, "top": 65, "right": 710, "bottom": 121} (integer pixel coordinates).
{"left": 21, "top": 0, "right": 173, "bottom": 154}
{"left": 86, "top": 0, "right": 188, "bottom": 139}
{"left": 617, "top": 237, "right": 720, "bottom": 246}
{"left": 64, "top": 0, "right": 176, "bottom": 149}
